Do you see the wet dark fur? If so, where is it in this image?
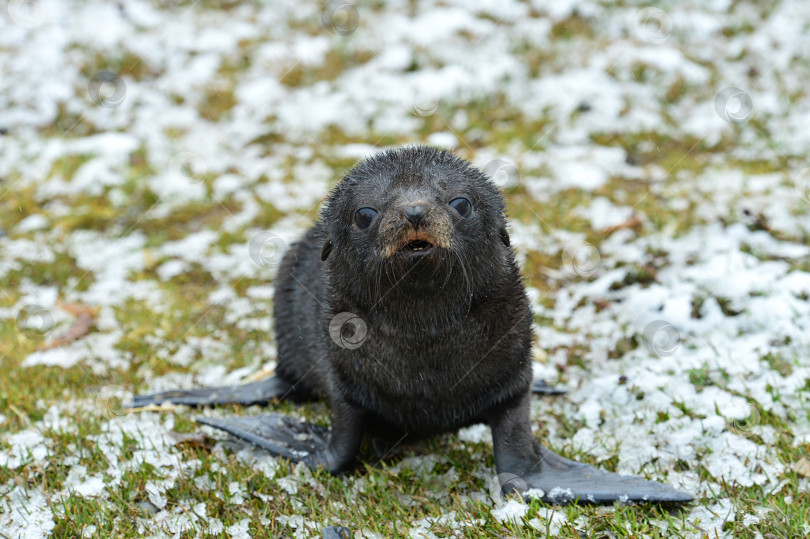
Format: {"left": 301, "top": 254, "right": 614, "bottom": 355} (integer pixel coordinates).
{"left": 273, "top": 146, "right": 533, "bottom": 440}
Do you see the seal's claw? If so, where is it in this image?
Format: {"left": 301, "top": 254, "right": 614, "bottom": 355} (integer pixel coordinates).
{"left": 127, "top": 376, "right": 293, "bottom": 408}
{"left": 196, "top": 413, "right": 330, "bottom": 465}
{"left": 530, "top": 379, "right": 566, "bottom": 396}
{"left": 521, "top": 446, "right": 694, "bottom": 505}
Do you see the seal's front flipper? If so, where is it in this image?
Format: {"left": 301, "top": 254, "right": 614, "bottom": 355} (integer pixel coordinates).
{"left": 129, "top": 375, "right": 294, "bottom": 408}
{"left": 197, "top": 413, "right": 330, "bottom": 464}
{"left": 522, "top": 445, "right": 694, "bottom": 504}
{"left": 197, "top": 400, "right": 366, "bottom": 473}
{"left": 531, "top": 379, "right": 566, "bottom": 396}
{"left": 490, "top": 391, "right": 693, "bottom": 505}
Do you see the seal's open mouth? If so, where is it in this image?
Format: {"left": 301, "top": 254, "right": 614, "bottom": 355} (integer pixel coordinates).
{"left": 403, "top": 239, "right": 433, "bottom": 252}
{"left": 384, "top": 230, "right": 447, "bottom": 258}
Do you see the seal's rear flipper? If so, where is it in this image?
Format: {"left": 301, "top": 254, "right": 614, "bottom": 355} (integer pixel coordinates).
{"left": 128, "top": 375, "right": 295, "bottom": 408}
{"left": 197, "top": 400, "right": 366, "bottom": 472}
{"left": 521, "top": 446, "right": 694, "bottom": 505}
{"left": 196, "top": 413, "right": 330, "bottom": 464}
{"left": 490, "top": 392, "right": 693, "bottom": 506}
{"left": 531, "top": 379, "right": 566, "bottom": 396}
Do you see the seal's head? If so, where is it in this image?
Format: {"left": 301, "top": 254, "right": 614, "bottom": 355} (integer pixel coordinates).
{"left": 320, "top": 146, "right": 512, "bottom": 301}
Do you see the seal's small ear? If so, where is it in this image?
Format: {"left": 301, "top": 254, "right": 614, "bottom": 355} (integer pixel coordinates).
{"left": 499, "top": 226, "right": 511, "bottom": 247}
{"left": 321, "top": 236, "right": 334, "bottom": 261}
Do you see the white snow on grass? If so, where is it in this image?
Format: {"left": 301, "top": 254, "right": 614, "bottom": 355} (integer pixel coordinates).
{"left": 0, "top": 487, "right": 56, "bottom": 539}
{"left": 23, "top": 331, "right": 130, "bottom": 373}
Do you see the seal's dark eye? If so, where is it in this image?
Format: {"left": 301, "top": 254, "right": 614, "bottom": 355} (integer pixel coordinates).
{"left": 354, "top": 207, "right": 378, "bottom": 230}
{"left": 449, "top": 197, "right": 472, "bottom": 217}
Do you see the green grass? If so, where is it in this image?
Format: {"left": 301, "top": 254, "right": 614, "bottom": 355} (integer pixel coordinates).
{"left": 3, "top": 130, "right": 808, "bottom": 536}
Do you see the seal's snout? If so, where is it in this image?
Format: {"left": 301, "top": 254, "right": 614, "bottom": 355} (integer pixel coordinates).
{"left": 378, "top": 199, "right": 452, "bottom": 259}
{"left": 404, "top": 205, "right": 426, "bottom": 228}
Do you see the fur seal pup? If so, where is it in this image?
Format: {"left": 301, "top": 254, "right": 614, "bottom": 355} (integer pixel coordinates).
{"left": 131, "top": 146, "right": 692, "bottom": 504}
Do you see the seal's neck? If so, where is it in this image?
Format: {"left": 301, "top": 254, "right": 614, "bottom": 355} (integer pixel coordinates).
{"left": 326, "top": 249, "right": 514, "bottom": 331}
{"left": 370, "top": 292, "right": 474, "bottom": 337}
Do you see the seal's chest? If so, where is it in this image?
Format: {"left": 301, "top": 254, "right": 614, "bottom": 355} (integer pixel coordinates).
{"left": 339, "top": 349, "right": 493, "bottom": 435}
{"left": 336, "top": 331, "right": 495, "bottom": 406}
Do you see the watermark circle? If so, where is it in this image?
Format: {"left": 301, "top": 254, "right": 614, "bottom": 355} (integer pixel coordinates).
{"left": 634, "top": 7, "right": 672, "bottom": 45}
{"left": 7, "top": 0, "right": 45, "bottom": 28}
{"left": 642, "top": 320, "right": 680, "bottom": 357}
{"left": 483, "top": 159, "right": 520, "bottom": 189}
{"left": 329, "top": 312, "right": 368, "bottom": 350}
{"left": 562, "top": 240, "right": 601, "bottom": 277}
{"left": 16, "top": 304, "right": 54, "bottom": 340}
{"left": 88, "top": 71, "right": 127, "bottom": 109}
{"left": 321, "top": 0, "right": 359, "bottom": 36}
{"left": 728, "top": 398, "right": 761, "bottom": 437}
{"left": 96, "top": 385, "right": 130, "bottom": 418}
{"left": 407, "top": 90, "right": 439, "bottom": 117}
{"left": 793, "top": 167, "right": 810, "bottom": 203}
{"left": 248, "top": 232, "right": 288, "bottom": 269}
{"left": 169, "top": 151, "right": 208, "bottom": 183}
{"left": 488, "top": 473, "right": 527, "bottom": 507}
{"left": 714, "top": 87, "right": 753, "bottom": 124}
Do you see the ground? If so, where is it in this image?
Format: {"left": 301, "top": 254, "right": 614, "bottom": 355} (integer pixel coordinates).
{"left": 1, "top": 0, "right": 810, "bottom": 537}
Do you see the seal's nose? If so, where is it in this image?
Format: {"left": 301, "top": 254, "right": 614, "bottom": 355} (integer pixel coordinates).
{"left": 405, "top": 205, "right": 426, "bottom": 228}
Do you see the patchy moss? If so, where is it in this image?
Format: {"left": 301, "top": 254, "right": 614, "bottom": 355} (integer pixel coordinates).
{"left": 551, "top": 15, "right": 594, "bottom": 41}
{"left": 136, "top": 200, "right": 241, "bottom": 246}
{"left": 609, "top": 264, "right": 658, "bottom": 291}
{"left": 58, "top": 197, "right": 121, "bottom": 232}
{"left": 688, "top": 365, "right": 713, "bottom": 392}
{"left": 50, "top": 154, "right": 95, "bottom": 181}
{"left": 664, "top": 76, "right": 687, "bottom": 103}
{"left": 199, "top": 85, "right": 237, "bottom": 122}
{"left": 608, "top": 334, "right": 639, "bottom": 359}
{"left": 81, "top": 51, "right": 160, "bottom": 82}
{"left": 0, "top": 252, "right": 87, "bottom": 291}
{"left": 761, "top": 351, "right": 793, "bottom": 377}
{"left": 281, "top": 47, "right": 375, "bottom": 88}
{"left": 0, "top": 185, "right": 40, "bottom": 231}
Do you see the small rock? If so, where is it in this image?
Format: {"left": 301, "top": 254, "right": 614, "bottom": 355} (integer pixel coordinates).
{"left": 167, "top": 431, "right": 213, "bottom": 448}
{"left": 322, "top": 526, "right": 352, "bottom": 539}
{"left": 792, "top": 457, "right": 810, "bottom": 477}
{"left": 136, "top": 500, "right": 159, "bottom": 515}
